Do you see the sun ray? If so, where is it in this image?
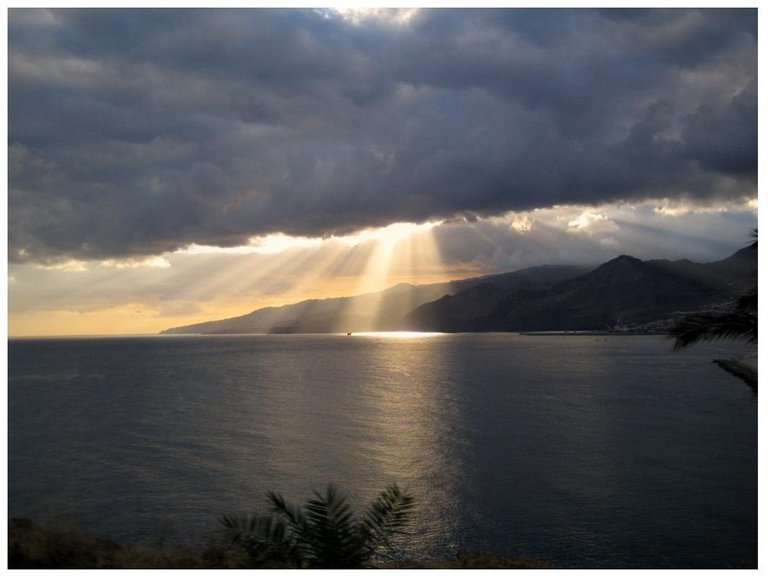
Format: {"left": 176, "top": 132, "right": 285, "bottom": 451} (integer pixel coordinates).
{"left": 333, "top": 221, "right": 444, "bottom": 333}
{"left": 10, "top": 221, "right": 450, "bottom": 335}
{"left": 333, "top": 233, "right": 402, "bottom": 332}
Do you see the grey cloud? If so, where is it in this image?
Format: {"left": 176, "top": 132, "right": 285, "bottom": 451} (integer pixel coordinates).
{"left": 9, "top": 202, "right": 755, "bottom": 319}
{"left": 9, "top": 8, "right": 756, "bottom": 263}
{"left": 431, "top": 204, "right": 757, "bottom": 274}
{"left": 682, "top": 80, "right": 757, "bottom": 175}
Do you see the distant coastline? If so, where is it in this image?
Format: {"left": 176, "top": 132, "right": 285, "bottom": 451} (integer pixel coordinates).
{"left": 161, "top": 244, "right": 756, "bottom": 337}
{"left": 518, "top": 331, "right": 665, "bottom": 336}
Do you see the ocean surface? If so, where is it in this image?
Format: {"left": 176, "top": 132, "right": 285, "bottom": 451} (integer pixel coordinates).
{"left": 8, "top": 333, "right": 757, "bottom": 568}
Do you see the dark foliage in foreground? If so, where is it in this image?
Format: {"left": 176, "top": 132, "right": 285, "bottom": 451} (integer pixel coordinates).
{"left": 220, "top": 483, "right": 414, "bottom": 568}
{"left": 8, "top": 517, "right": 244, "bottom": 569}
{"left": 668, "top": 310, "right": 757, "bottom": 350}
{"left": 667, "top": 229, "right": 757, "bottom": 393}
{"left": 8, "top": 516, "right": 550, "bottom": 569}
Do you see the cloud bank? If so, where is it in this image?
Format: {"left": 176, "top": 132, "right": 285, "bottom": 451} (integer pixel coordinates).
{"left": 9, "top": 8, "right": 757, "bottom": 263}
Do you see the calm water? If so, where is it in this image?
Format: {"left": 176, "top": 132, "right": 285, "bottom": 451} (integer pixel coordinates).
{"left": 8, "top": 334, "right": 757, "bottom": 568}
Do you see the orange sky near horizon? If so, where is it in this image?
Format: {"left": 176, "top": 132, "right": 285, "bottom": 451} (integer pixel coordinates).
{"left": 8, "top": 269, "right": 470, "bottom": 337}
{"left": 7, "top": 222, "right": 487, "bottom": 337}
{"left": 7, "top": 9, "right": 757, "bottom": 339}
{"left": 7, "top": 199, "right": 758, "bottom": 337}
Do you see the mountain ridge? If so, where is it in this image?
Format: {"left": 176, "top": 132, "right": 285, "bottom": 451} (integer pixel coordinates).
{"left": 160, "top": 264, "right": 589, "bottom": 334}
{"left": 404, "top": 245, "right": 756, "bottom": 333}
{"left": 161, "top": 245, "right": 755, "bottom": 335}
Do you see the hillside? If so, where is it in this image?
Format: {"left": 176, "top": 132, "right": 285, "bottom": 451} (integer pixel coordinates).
{"left": 403, "top": 245, "right": 756, "bottom": 332}
{"left": 160, "top": 265, "right": 587, "bottom": 334}
{"left": 162, "top": 245, "right": 755, "bottom": 335}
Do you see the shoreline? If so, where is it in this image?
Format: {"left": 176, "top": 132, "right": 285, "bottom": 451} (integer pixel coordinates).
{"left": 518, "top": 331, "right": 665, "bottom": 336}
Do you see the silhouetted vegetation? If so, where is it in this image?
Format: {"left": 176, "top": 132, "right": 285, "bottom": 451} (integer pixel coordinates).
{"left": 8, "top": 514, "right": 551, "bottom": 569}
{"left": 8, "top": 482, "right": 558, "bottom": 569}
{"left": 8, "top": 517, "right": 245, "bottom": 569}
{"left": 668, "top": 310, "right": 757, "bottom": 350}
{"left": 668, "top": 229, "right": 757, "bottom": 393}
{"left": 220, "top": 483, "right": 414, "bottom": 568}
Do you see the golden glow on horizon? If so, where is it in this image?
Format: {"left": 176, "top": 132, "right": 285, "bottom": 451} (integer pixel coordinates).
{"left": 9, "top": 196, "right": 756, "bottom": 337}
{"left": 9, "top": 303, "right": 169, "bottom": 337}
{"left": 350, "top": 331, "right": 443, "bottom": 338}
{"left": 8, "top": 299, "right": 265, "bottom": 337}
{"left": 8, "top": 220, "right": 452, "bottom": 336}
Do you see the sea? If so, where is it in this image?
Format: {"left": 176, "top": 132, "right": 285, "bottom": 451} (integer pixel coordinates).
{"left": 8, "top": 333, "right": 757, "bottom": 568}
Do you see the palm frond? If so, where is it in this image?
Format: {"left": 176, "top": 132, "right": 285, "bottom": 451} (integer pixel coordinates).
{"left": 301, "top": 484, "right": 363, "bottom": 567}
{"left": 219, "top": 512, "right": 301, "bottom": 567}
{"left": 359, "top": 484, "right": 415, "bottom": 560}
{"left": 222, "top": 483, "right": 415, "bottom": 568}
{"left": 268, "top": 492, "right": 305, "bottom": 531}
{"left": 669, "top": 310, "right": 758, "bottom": 350}
{"left": 267, "top": 491, "right": 317, "bottom": 560}
{"left": 714, "top": 358, "right": 758, "bottom": 394}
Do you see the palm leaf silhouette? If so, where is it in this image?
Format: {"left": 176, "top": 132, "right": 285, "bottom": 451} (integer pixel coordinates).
{"left": 220, "top": 512, "right": 302, "bottom": 567}
{"left": 669, "top": 310, "right": 757, "bottom": 350}
{"left": 359, "top": 483, "right": 415, "bottom": 559}
{"left": 222, "top": 483, "right": 414, "bottom": 568}
{"left": 667, "top": 229, "right": 757, "bottom": 392}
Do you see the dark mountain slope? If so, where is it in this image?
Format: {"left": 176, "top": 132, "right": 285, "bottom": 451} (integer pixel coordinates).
{"left": 649, "top": 243, "right": 757, "bottom": 294}
{"left": 492, "top": 255, "right": 718, "bottom": 331}
{"left": 162, "top": 245, "right": 755, "bottom": 335}
{"left": 161, "top": 265, "right": 588, "bottom": 334}
{"left": 404, "top": 246, "right": 756, "bottom": 332}
{"left": 400, "top": 283, "right": 512, "bottom": 332}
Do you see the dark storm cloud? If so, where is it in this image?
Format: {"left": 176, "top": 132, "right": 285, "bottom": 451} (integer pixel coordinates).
{"left": 9, "top": 8, "right": 757, "bottom": 262}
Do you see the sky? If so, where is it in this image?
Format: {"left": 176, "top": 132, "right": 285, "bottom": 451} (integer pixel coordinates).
{"left": 7, "top": 7, "right": 758, "bottom": 336}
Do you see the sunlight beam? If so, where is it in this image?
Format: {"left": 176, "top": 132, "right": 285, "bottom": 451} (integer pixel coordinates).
{"left": 334, "top": 221, "right": 444, "bottom": 333}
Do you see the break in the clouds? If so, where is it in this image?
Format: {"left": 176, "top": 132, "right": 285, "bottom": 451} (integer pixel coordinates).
{"left": 9, "top": 8, "right": 757, "bottom": 264}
